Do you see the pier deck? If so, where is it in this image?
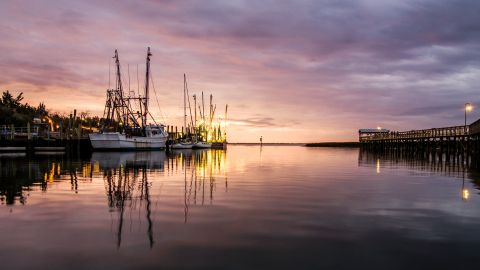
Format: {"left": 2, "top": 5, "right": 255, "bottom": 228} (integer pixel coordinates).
{"left": 361, "top": 117, "right": 480, "bottom": 142}
{"left": 359, "top": 118, "right": 480, "bottom": 158}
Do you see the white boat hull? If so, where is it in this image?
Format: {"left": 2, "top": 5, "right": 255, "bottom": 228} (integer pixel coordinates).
{"left": 171, "top": 142, "right": 194, "bottom": 149}
{"left": 193, "top": 142, "right": 212, "bottom": 149}
{"left": 89, "top": 132, "right": 167, "bottom": 150}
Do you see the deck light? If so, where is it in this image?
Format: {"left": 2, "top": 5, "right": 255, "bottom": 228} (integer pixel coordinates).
{"left": 465, "top": 103, "right": 473, "bottom": 112}
{"left": 465, "top": 103, "right": 473, "bottom": 134}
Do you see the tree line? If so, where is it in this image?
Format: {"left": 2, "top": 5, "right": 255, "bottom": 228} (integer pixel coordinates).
{"left": 0, "top": 90, "right": 105, "bottom": 131}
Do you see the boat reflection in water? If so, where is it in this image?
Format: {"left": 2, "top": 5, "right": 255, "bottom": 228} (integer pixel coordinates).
{"left": 3, "top": 147, "right": 480, "bottom": 269}
{"left": 91, "top": 151, "right": 167, "bottom": 170}
{"left": 90, "top": 149, "right": 227, "bottom": 248}
{"left": 0, "top": 149, "right": 227, "bottom": 249}
{"left": 94, "top": 152, "right": 165, "bottom": 248}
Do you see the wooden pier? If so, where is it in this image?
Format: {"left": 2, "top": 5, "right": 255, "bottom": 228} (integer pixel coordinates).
{"left": 359, "top": 118, "right": 480, "bottom": 159}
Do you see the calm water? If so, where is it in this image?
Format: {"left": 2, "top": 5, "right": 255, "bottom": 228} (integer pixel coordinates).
{"left": 1, "top": 146, "right": 480, "bottom": 269}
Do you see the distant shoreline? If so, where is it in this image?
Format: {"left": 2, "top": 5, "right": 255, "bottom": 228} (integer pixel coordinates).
{"left": 228, "top": 143, "right": 304, "bottom": 146}
{"left": 304, "top": 142, "right": 359, "bottom": 147}
{"left": 228, "top": 142, "right": 360, "bottom": 147}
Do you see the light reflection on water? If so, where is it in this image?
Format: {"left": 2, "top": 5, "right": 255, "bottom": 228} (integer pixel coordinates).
{"left": 0, "top": 146, "right": 480, "bottom": 269}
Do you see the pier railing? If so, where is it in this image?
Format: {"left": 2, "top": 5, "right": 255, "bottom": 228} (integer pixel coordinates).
{"left": 360, "top": 125, "right": 469, "bottom": 142}
{"left": 0, "top": 125, "right": 40, "bottom": 138}
{"left": 469, "top": 118, "right": 480, "bottom": 135}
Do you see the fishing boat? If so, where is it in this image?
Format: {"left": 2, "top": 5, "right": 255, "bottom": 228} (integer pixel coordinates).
{"left": 171, "top": 141, "right": 194, "bottom": 149}
{"left": 89, "top": 48, "right": 168, "bottom": 150}
{"left": 193, "top": 141, "right": 212, "bottom": 149}
{"left": 171, "top": 74, "right": 194, "bottom": 149}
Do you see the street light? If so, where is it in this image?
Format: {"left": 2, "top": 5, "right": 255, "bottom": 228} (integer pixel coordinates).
{"left": 465, "top": 103, "right": 473, "bottom": 134}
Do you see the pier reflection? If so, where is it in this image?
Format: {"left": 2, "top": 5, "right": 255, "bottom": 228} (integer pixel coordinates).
{"left": 358, "top": 148, "right": 480, "bottom": 198}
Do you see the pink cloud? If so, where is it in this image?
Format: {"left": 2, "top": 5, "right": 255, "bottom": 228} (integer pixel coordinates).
{"left": 1, "top": 0, "right": 479, "bottom": 142}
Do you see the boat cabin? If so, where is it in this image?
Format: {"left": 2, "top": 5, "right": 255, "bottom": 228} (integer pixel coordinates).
{"left": 145, "top": 125, "right": 168, "bottom": 138}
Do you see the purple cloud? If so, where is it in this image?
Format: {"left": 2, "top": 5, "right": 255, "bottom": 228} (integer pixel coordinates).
{"left": 1, "top": 0, "right": 479, "bottom": 142}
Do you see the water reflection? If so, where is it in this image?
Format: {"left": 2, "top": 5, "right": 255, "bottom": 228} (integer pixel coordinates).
{"left": 358, "top": 148, "right": 480, "bottom": 200}
{"left": 0, "top": 150, "right": 228, "bottom": 249}
{"left": 100, "top": 154, "right": 157, "bottom": 248}
{"left": 0, "top": 154, "right": 90, "bottom": 205}
{"left": 168, "top": 150, "right": 227, "bottom": 221}
{"left": 91, "top": 150, "right": 227, "bottom": 248}
{"left": 2, "top": 146, "right": 480, "bottom": 269}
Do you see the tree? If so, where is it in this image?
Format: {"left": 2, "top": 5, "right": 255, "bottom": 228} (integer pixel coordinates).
{"left": 36, "top": 102, "right": 47, "bottom": 116}
{"left": 1, "top": 90, "right": 24, "bottom": 108}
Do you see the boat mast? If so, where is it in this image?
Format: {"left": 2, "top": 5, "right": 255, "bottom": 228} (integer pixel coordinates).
{"left": 183, "top": 74, "right": 187, "bottom": 134}
{"left": 193, "top": 94, "right": 197, "bottom": 130}
{"left": 143, "top": 47, "right": 151, "bottom": 128}
{"left": 114, "top": 49, "right": 127, "bottom": 129}
{"left": 209, "top": 94, "right": 213, "bottom": 126}
{"left": 185, "top": 77, "right": 194, "bottom": 129}
{"left": 224, "top": 104, "right": 228, "bottom": 141}
{"left": 202, "top": 92, "right": 205, "bottom": 123}
{"left": 193, "top": 94, "right": 197, "bottom": 141}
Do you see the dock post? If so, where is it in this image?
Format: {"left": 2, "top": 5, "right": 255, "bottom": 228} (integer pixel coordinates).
{"left": 10, "top": 124, "right": 14, "bottom": 140}
{"left": 69, "top": 113, "right": 73, "bottom": 140}
{"left": 27, "top": 122, "right": 31, "bottom": 140}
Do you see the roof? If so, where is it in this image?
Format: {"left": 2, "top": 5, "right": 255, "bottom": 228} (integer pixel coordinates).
{"left": 359, "top": 128, "right": 390, "bottom": 133}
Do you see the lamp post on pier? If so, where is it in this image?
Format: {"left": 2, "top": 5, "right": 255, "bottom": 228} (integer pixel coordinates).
{"left": 464, "top": 103, "right": 473, "bottom": 134}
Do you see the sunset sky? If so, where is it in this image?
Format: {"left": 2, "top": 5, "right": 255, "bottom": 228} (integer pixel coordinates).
{"left": 1, "top": 0, "right": 479, "bottom": 142}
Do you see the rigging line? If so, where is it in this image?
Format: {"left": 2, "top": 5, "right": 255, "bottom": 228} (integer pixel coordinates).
{"left": 136, "top": 64, "right": 140, "bottom": 97}
{"left": 148, "top": 111, "right": 158, "bottom": 126}
{"left": 108, "top": 58, "right": 111, "bottom": 89}
{"left": 128, "top": 64, "right": 131, "bottom": 95}
{"left": 185, "top": 77, "right": 194, "bottom": 128}
{"left": 149, "top": 71, "right": 167, "bottom": 123}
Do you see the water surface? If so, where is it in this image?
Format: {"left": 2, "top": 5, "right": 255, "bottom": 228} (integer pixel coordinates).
{"left": 1, "top": 146, "right": 479, "bottom": 269}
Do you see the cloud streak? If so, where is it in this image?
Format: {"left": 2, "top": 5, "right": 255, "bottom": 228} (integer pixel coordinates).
{"left": 1, "top": 0, "right": 479, "bottom": 142}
